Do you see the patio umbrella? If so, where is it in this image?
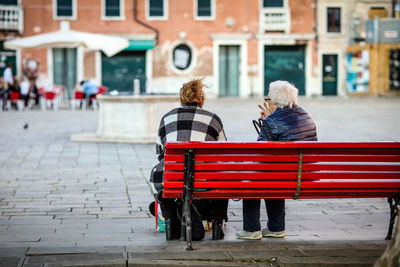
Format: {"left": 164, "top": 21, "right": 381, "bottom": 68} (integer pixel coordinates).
{"left": 4, "top": 29, "right": 129, "bottom": 57}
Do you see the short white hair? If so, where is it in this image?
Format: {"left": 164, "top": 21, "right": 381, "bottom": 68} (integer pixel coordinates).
{"left": 268, "top": 80, "right": 298, "bottom": 108}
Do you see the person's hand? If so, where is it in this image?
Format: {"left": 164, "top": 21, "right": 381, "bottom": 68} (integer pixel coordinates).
{"left": 258, "top": 100, "right": 273, "bottom": 119}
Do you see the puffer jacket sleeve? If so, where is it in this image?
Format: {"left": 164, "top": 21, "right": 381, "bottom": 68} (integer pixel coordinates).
{"left": 257, "top": 116, "right": 279, "bottom": 141}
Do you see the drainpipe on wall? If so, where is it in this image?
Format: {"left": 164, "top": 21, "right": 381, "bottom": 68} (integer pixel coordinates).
{"left": 133, "top": 0, "right": 159, "bottom": 45}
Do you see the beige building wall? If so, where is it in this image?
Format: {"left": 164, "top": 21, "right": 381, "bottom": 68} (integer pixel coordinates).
{"left": 317, "top": 0, "right": 392, "bottom": 96}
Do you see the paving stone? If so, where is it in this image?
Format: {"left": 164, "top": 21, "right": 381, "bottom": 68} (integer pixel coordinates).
{"left": 23, "top": 253, "right": 126, "bottom": 267}
{"left": 0, "top": 257, "right": 22, "bottom": 267}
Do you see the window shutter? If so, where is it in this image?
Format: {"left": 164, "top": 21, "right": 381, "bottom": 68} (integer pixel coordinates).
{"left": 263, "top": 0, "right": 284, "bottom": 8}
{"left": 57, "top": 0, "right": 73, "bottom": 17}
{"left": 198, "top": 0, "right": 211, "bottom": 17}
{"left": 327, "top": 8, "right": 341, "bottom": 33}
{"left": 149, "top": 0, "right": 163, "bottom": 17}
{"left": 105, "top": 0, "right": 120, "bottom": 17}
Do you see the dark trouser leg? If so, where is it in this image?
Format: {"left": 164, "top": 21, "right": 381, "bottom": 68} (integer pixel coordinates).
{"left": 210, "top": 199, "right": 228, "bottom": 240}
{"left": 159, "top": 198, "right": 178, "bottom": 219}
{"left": 213, "top": 199, "right": 229, "bottom": 221}
{"left": 198, "top": 199, "right": 228, "bottom": 221}
{"left": 159, "top": 198, "right": 181, "bottom": 240}
{"left": 265, "top": 199, "right": 285, "bottom": 231}
{"left": 243, "top": 199, "right": 261, "bottom": 231}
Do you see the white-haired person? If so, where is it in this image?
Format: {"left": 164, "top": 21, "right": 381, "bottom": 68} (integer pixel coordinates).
{"left": 236, "top": 80, "right": 317, "bottom": 240}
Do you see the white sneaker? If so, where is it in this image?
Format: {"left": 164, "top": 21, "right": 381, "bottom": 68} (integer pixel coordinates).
{"left": 235, "top": 230, "right": 262, "bottom": 240}
{"left": 262, "top": 227, "right": 285, "bottom": 238}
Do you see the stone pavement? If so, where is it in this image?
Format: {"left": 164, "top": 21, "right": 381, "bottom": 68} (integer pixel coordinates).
{"left": 0, "top": 96, "right": 399, "bottom": 266}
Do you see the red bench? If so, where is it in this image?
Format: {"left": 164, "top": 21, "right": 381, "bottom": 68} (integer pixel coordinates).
{"left": 162, "top": 141, "right": 400, "bottom": 250}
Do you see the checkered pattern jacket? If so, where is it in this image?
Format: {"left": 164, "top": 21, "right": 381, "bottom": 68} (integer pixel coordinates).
{"left": 156, "top": 103, "right": 227, "bottom": 160}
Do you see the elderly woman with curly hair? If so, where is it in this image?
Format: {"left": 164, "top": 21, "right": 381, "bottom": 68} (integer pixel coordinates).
{"left": 153, "top": 78, "right": 228, "bottom": 241}
{"left": 236, "top": 80, "right": 318, "bottom": 240}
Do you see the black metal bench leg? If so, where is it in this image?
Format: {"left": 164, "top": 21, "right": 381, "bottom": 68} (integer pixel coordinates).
{"left": 386, "top": 197, "right": 399, "bottom": 240}
{"left": 184, "top": 197, "right": 193, "bottom": 251}
{"left": 180, "top": 149, "right": 195, "bottom": 251}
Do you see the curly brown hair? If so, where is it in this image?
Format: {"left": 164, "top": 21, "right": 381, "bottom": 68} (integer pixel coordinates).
{"left": 179, "top": 78, "right": 207, "bottom": 107}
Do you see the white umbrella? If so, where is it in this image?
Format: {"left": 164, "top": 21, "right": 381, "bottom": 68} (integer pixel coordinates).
{"left": 4, "top": 29, "right": 129, "bottom": 57}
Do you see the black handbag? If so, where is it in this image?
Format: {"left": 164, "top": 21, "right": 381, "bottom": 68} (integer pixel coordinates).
{"left": 252, "top": 118, "right": 276, "bottom": 141}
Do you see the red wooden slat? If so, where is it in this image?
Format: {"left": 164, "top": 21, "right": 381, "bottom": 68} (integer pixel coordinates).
{"left": 171, "top": 148, "right": 400, "bottom": 156}
{"left": 164, "top": 163, "right": 300, "bottom": 171}
{"left": 302, "top": 155, "right": 400, "bottom": 163}
{"left": 196, "top": 155, "right": 300, "bottom": 162}
{"left": 164, "top": 171, "right": 299, "bottom": 180}
{"left": 302, "top": 172, "right": 400, "bottom": 180}
{"left": 164, "top": 154, "right": 301, "bottom": 163}
{"left": 194, "top": 148, "right": 299, "bottom": 155}
{"left": 165, "top": 154, "right": 400, "bottom": 163}
{"left": 300, "top": 181, "right": 400, "bottom": 189}
{"left": 165, "top": 141, "right": 400, "bottom": 150}
{"left": 302, "top": 164, "right": 400, "bottom": 172}
{"left": 304, "top": 148, "right": 400, "bottom": 155}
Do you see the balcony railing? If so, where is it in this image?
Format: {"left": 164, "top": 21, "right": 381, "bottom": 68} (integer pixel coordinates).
{"left": 0, "top": 5, "right": 23, "bottom": 33}
{"left": 260, "top": 8, "right": 290, "bottom": 33}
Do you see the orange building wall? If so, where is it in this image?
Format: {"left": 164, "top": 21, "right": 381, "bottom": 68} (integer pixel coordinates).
{"left": 18, "top": 0, "right": 316, "bottom": 90}
{"left": 290, "top": 0, "right": 315, "bottom": 34}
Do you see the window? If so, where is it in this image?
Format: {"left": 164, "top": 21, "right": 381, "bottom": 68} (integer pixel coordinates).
{"left": 105, "top": 0, "right": 121, "bottom": 17}
{"left": 148, "top": 0, "right": 167, "bottom": 19}
{"left": 2, "top": 0, "right": 18, "bottom": 5}
{"left": 196, "top": 0, "right": 214, "bottom": 19}
{"left": 327, "top": 7, "right": 341, "bottom": 33}
{"left": 263, "top": 0, "right": 284, "bottom": 8}
{"left": 172, "top": 44, "right": 192, "bottom": 71}
{"left": 55, "top": 0, "right": 74, "bottom": 18}
{"left": 103, "top": 0, "right": 124, "bottom": 19}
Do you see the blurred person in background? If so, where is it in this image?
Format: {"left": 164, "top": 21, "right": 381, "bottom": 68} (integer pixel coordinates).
{"left": 19, "top": 77, "right": 30, "bottom": 107}
{"left": 79, "top": 80, "right": 99, "bottom": 107}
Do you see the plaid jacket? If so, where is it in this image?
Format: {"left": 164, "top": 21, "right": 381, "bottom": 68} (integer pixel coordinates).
{"left": 156, "top": 103, "right": 227, "bottom": 160}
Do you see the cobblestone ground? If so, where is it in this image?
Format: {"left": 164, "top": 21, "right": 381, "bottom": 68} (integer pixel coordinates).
{"left": 0, "top": 96, "right": 399, "bottom": 249}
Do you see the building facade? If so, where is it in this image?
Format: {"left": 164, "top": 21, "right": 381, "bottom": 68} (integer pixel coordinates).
{"left": 317, "top": 0, "right": 399, "bottom": 96}
{"left": 1, "top": 0, "right": 320, "bottom": 98}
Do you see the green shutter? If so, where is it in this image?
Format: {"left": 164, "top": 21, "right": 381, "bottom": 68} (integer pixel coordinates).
{"left": 57, "top": 0, "right": 73, "bottom": 17}
{"left": 2, "top": 0, "right": 18, "bottom": 5}
{"left": 149, "top": 0, "right": 163, "bottom": 16}
{"left": 198, "top": 0, "right": 211, "bottom": 17}
{"left": 102, "top": 51, "right": 146, "bottom": 93}
{"left": 124, "top": 40, "right": 154, "bottom": 51}
{"left": 105, "top": 0, "right": 120, "bottom": 17}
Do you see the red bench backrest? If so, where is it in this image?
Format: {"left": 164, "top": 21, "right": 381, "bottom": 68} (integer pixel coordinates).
{"left": 163, "top": 141, "right": 400, "bottom": 199}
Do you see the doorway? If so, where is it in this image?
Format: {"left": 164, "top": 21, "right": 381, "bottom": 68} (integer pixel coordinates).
{"left": 101, "top": 51, "right": 146, "bottom": 93}
{"left": 219, "top": 45, "right": 240, "bottom": 97}
{"left": 53, "top": 48, "right": 77, "bottom": 98}
{"left": 322, "top": 54, "right": 338, "bottom": 96}
{"left": 264, "top": 45, "right": 305, "bottom": 95}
